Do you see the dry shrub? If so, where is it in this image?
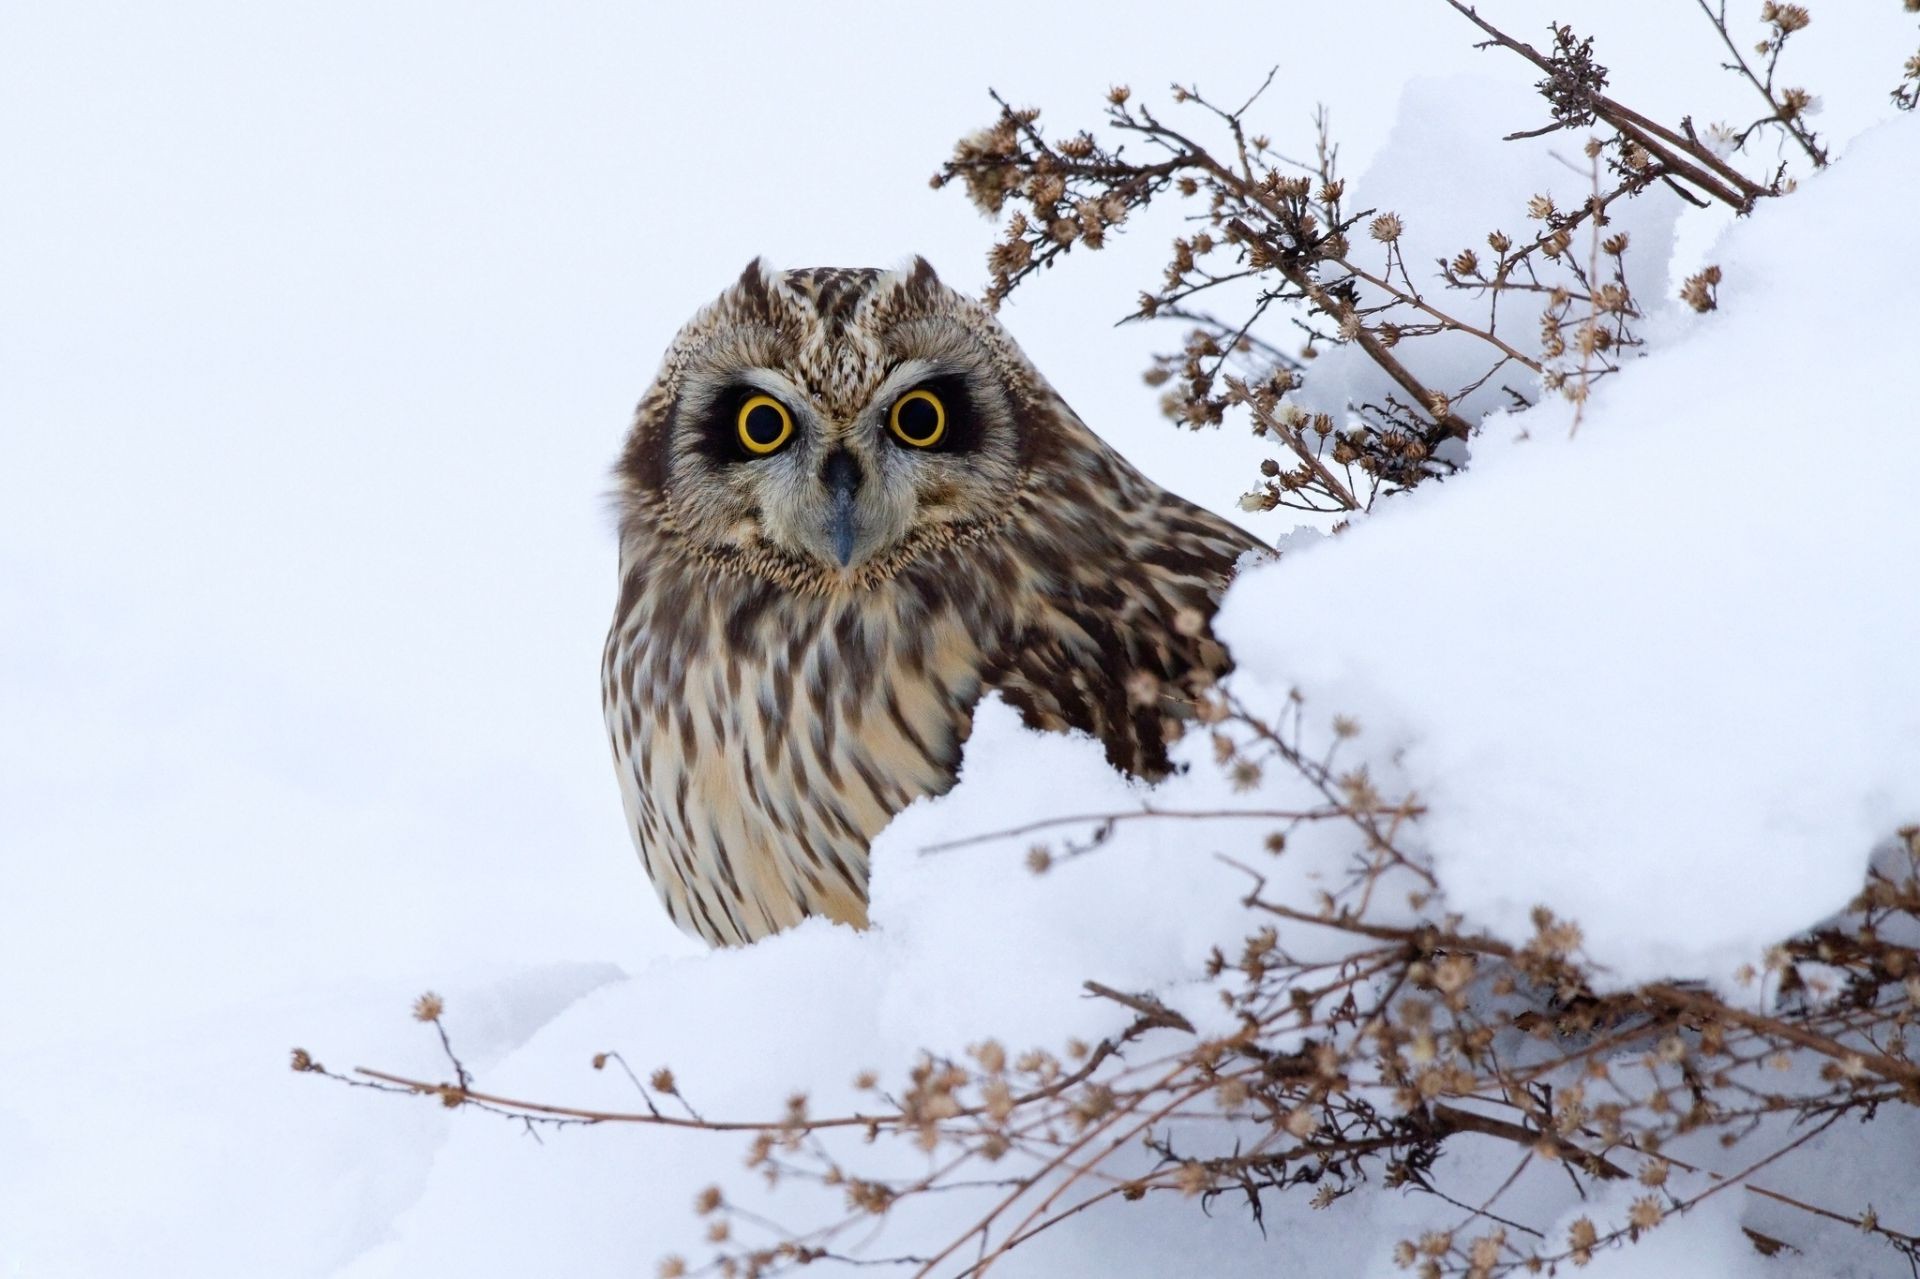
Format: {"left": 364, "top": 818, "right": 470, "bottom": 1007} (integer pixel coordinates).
{"left": 301, "top": 7, "right": 1920, "bottom": 1275}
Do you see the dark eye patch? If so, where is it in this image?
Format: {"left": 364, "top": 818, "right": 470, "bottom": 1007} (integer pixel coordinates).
{"left": 691, "top": 386, "right": 794, "bottom": 464}
{"left": 898, "top": 374, "right": 979, "bottom": 453}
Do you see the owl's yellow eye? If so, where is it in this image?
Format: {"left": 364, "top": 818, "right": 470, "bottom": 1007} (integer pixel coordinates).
{"left": 888, "top": 388, "right": 946, "bottom": 449}
{"left": 736, "top": 394, "right": 794, "bottom": 455}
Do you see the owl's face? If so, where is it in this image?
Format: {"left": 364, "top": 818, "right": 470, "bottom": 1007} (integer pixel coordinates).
{"left": 618, "top": 260, "right": 1051, "bottom": 584}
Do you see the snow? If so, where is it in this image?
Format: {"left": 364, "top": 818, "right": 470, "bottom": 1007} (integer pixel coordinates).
{"left": 4, "top": 2, "right": 1918, "bottom": 1277}
{"left": 1222, "top": 117, "right": 1920, "bottom": 987}
{"left": 1288, "top": 74, "right": 1683, "bottom": 430}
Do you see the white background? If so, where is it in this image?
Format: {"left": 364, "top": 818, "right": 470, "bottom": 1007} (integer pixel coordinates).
{"left": 4, "top": 3, "right": 1916, "bottom": 1275}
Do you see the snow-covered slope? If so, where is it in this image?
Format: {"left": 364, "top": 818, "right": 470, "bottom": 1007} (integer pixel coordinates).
{"left": 344, "top": 110, "right": 1920, "bottom": 1279}
{"left": 4, "top": 3, "right": 1917, "bottom": 1277}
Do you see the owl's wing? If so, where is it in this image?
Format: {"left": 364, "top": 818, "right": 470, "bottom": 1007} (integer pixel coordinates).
{"left": 983, "top": 465, "right": 1267, "bottom": 781}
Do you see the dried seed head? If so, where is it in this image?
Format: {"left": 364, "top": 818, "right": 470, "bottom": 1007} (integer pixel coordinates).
{"left": 412, "top": 992, "right": 444, "bottom": 1023}
{"left": 1680, "top": 265, "right": 1721, "bottom": 312}
{"left": 1175, "top": 1161, "right": 1212, "bottom": 1196}
{"left": 1567, "top": 1216, "right": 1598, "bottom": 1263}
{"left": 1762, "top": 3, "right": 1810, "bottom": 33}
{"left": 1370, "top": 213, "right": 1404, "bottom": 243}
{"left": 1433, "top": 954, "right": 1476, "bottom": 994}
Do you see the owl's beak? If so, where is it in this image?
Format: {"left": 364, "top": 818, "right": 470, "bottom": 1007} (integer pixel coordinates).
{"left": 822, "top": 450, "right": 863, "bottom": 568}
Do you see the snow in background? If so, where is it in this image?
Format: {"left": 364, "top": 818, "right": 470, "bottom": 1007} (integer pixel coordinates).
{"left": 3, "top": 3, "right": 1916, "bottom": 1276}
{"left": 1288, "top": 74, "right": 1684, "bottom": 430}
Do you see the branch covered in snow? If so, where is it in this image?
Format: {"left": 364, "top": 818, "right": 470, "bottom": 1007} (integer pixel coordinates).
{"left": 930, "top": 4, "right": 1845, "bottom": 520}
{"left": 295, "top": 6, "right": 1920, "bottom": 1275}
{"left": 303, "top": 766, "right": 1920, "bottom": 1277}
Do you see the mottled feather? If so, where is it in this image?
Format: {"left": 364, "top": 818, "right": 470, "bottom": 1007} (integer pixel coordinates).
{"left": 603, "top": 259, "right": 1265, "bottom": 946}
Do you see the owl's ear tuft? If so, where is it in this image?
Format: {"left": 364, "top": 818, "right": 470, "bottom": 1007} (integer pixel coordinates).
{"left": 736, "top": 256, "right": 775, "bottom": 307}
{"left": 903, "top": 255, "right": 942, "bottom": 295}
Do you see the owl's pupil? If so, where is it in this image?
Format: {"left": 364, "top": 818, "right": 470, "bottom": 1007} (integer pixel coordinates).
{"left": 744, "top": 403, "right": 785, "bottom": 446}
{"left": 899, "top": 397, "right": 939, "bottom": 441}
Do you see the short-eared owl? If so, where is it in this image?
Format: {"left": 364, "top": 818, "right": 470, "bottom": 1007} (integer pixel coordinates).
{"left": 603, "top": 259, "right": 1263, "bottom": 946}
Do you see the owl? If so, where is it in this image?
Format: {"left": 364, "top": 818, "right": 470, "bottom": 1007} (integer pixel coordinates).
{"left": 602, "top": 258, "right": 1265, "bottom": 947}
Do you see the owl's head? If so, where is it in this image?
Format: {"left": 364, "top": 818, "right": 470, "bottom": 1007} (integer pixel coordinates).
{"left": 616, "top": 258, "right": 1071, "bottom": 587}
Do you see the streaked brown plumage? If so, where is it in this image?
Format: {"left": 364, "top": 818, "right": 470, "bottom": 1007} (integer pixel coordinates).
{"left": 602, "top": 259, "right": 1264, "bottom": 946}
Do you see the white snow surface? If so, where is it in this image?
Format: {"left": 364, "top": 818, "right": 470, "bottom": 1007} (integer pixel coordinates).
{"left": 4, "top": 3, "right": 1918, "bottom": 1278}
{"left": 1222, "top": 118, "right": 1920, "bottom": 987}
{"left": 1288, "top": 74, "right": 1684, "bottom": 431}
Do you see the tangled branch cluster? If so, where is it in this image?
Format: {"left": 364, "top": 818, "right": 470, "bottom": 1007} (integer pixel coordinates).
{"left": 299, "top": 699, "right": 1920, "bottom": 1277}
{"left": 298, "top": 6, "right": 1919, "bottom": 1276}
{"left": 930, "top": 2, "right": 1853, "bottom": 516}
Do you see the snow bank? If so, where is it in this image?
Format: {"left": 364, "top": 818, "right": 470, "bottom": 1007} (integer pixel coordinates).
{"left": 329, "top": 110, "right": 1918, "bottom": 1279}
{"left": 1223, "top": 118, "right": 1920, "bottom": 986}
{"left": 1290, "top": 76, "right": 1681, "bottom": 430}
{"left": 6, "top": 5, "right": 1918, "bottom": 1276}
{"left": 329, "top": 696, "right": 1355, "bottom": 1276}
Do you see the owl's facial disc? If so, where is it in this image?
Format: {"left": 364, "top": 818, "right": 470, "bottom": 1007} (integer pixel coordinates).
{"left": 768, "top": 430, "right": 917, "bottom": 573}
{"left": 661, "top": 331, "right": 1025, "bottom": 579}
{"left": 771, "top": 368, "right": 1015, "bottom": 575}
